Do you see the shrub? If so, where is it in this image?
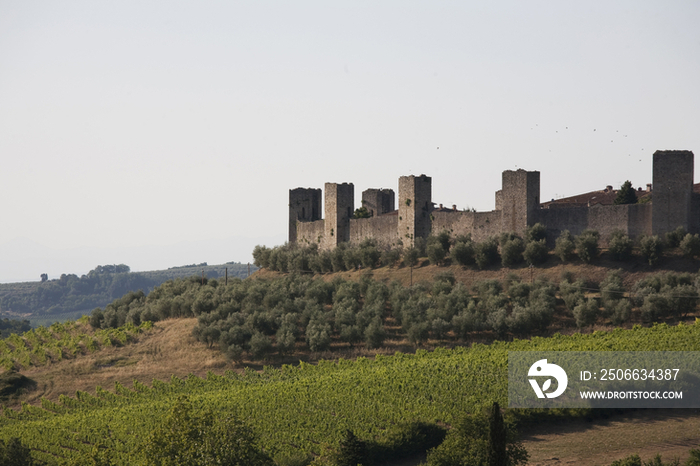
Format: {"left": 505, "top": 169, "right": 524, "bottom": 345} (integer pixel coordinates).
{"left": 608, "top": 230, "right": 633, "bottom": 261}
{"left": 666, "top": 226, "right": 687, "bottom": 248}
{"left": 500, "top": 237, "right": 525, "bottom": 267}
{"left": 680, "top": 233, "right": 700, "bottom": 259}
{"left": 380, "top": 249, "right": 401, "bottom": 267}
{"left": 526, "top": 223, "right": 547, "bottom": 242}
{"left": 573, "top": 299, "right": 598, "bottom": 328}
{"left": 403, "top": 247, "right": 420, "bottom": 267}
{"left": 523, "top": 239, "right": 548, "bottom": 265}
{"left": 475, "top": 238, "right": 500, "bottom": 270}
{"left": 426, "top": 243, "right": 446, "bottom": 265}
{"left": 608, "top": 299, "right": 632, "bottom": 326}
{"left": 249, "top": 332, "right": 273, "bottom": 359}
{"left": 451, "top": 241, "right": 475, "bottom": 266}
{"left": 640, "top": 235, "right": 664, "bottom": 266}
{"left": 555, "top": 230, "right": 576, "bottom": 262}
{"left": 575, "top": 230, "right": 599, "bottom": 263}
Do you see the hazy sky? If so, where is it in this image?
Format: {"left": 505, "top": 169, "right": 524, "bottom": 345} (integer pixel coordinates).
{"left": 1, "top": 1, "right": 699, "bottom": 282}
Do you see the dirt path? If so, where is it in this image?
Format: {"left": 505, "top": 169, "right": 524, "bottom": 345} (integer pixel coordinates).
{"left": 522, "top": 409, "right": 700, "bottom": 465}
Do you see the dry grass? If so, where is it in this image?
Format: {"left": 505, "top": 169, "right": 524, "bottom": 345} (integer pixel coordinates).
{"left": 522, "top": 409, "right": 700, "bottom": 465}
{"left": 19, "top": 318, "right": 230, "bottom": 406}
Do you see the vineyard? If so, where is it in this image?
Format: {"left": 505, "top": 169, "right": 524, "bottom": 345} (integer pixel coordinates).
{"left": 0, "top": 318, "right": 152, "bottom": 372}
{"left": 1, "top": 321, "right": 699, "bottom": 465}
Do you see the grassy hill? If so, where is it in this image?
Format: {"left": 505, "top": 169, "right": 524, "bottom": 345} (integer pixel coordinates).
{"left": 3, "top": 254, "right": 700, "bottom": 465}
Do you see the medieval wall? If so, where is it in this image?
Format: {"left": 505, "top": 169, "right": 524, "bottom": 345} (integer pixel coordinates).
{"left": 349, "top": 215, "right": 400, "bottom": 248}
{"left": 536, "top": 203, "right": 653, "bottom": 246}
{"left": 430, "top": 210, "right": 503, "bottom": 242}
{"left": 362, "top": 188, "right": 395, "bottom": 216}
{"left": 296, "top": 219, "right": 325, "bottom": 246}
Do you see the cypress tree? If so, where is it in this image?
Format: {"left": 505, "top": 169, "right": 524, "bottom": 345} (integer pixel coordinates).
{"left": 488, "top": 401, "right": 507, "bottom": 466}
{"left": 614, "top": 180, "right": 637, "bottom": 205}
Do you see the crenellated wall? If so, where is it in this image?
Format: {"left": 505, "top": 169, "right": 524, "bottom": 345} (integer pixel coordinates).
{"left": 288, "top": 150, "right": 696, "bottom": 250}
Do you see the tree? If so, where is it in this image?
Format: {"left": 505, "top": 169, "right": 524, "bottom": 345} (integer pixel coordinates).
{"left": 554, "top": 230, "right": 576, "bottom": 262}
{"left": 334, "top": 430, "right": 368, "bottom": 466}
{"left": 143, "top": 396, "right": 274, "bottom": 466}
{"left": 426, "top": 403, "right": 528, "bottom": 466}
{"left": 640, "top": 235, "right": 664, "bottom": 266}
{"left": 40, "top": 273, "right": 48, "bottom": 283}
{"left": 0, "top": 437, "right": 37, "bottom": 466}
{"left": 609, "top": 230, "right": 634, "bottom": 261}
{"left": 613, "top": 180, "right": 637, "bottom": 205}
{"left": 352, "top": 206, "right": 371, "bottom": 219}
{"left": 575, "top": 230, "right": 599, "bottom": 263}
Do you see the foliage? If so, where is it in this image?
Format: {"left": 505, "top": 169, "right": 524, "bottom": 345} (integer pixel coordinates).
{"left": 680, "top": 233, "right": 700, "bottom": 259}
{"left": 0, "top": 437, "right": 38, "bottom": 466}
{"left": 3, "top": 323, "right": 700, "bottom": 464}
{"left": 475, "top": 238, "right": 500, "bottom": 270}
{"left": 403, "top": 247, "right": 420, "bottom": 267}
{"left": 425, "top": 402, "right": 528, "bottom": 466}
{"left": 613, "top": 180, "right": 638, "bottom": 205}
{"left": 554, "top": 230, "right": 576, "bottom": 262}
{"left": 144, "top": 395, "right": 274, "bottom": 466}
{"left": 575, "top": 230, "right": 600, "bottom": 263}
{"left": 666, "top": 226, "right": 688, "bottom": 248}
{"left": 352, "top": 206, "right": 371, "bottom": 219}
{"left": 0, "top": 319, "right": 31, "bottom": 339}
{"left": 500, "top": 237, "right": 525, "bottom": 267}
{"left": 526, "top": 223, "right": 547, "bottom": 243}
{"left": 609, "top": 230, "right": 634, "bottom": 262}
{"left": 523, "top": 239, "right": 548, "bottom": 265}
{"left": 451, "top": 240, "right": 476, "bottom": 266}
{"left": 572, "top": 299, "right": 598, "bottom": 328}
{"left": 640, "top": 235, "right": 664, "bottom": 266}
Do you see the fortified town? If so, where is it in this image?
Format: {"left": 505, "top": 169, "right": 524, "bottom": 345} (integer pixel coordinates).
{"left": 289, "top": 150, "right": 698, "bottom": 249}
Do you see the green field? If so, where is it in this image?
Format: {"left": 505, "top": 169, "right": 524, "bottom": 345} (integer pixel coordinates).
{"left": 1, "top": 321, "right": 699, "bottom": 465}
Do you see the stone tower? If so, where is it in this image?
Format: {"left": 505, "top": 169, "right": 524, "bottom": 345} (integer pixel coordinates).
{"left": 500, "top": 169, "right": 540, "bottom": 236}
{"left": 652, "top": 150, "right": 694, "bottom": 235}
{"left": 398, "top": 175, "right": 432, "bottom": 246}
{"left": 324, "top": 182, "right": 354, "bottom": 248}
{"left": 289, "top": 188, "right": 322, "bottom": 243}
{"left": 361, "top": 188, "right": 395, "bottom": 217}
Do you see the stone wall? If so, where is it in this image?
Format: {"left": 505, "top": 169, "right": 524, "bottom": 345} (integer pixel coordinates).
{"left": 349, "top": 214, "right": 400, "bottom": 248}
{"left": 536, "top": 203, "right": 653, "bottom": 246}
{"left": 296, "top": 219, "right": 325, "bottom": 246}
{"left": 430, "top": 210, "right": 503, "bottom": 242}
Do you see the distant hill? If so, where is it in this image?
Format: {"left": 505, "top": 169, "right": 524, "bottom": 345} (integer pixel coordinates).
{"left": 0, "top": 262, "right": 257, "bottom": 326}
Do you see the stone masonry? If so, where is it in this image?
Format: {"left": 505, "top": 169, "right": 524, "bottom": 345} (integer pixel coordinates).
{"left": 290, "top": 150, "right": 696, "bottom": 249}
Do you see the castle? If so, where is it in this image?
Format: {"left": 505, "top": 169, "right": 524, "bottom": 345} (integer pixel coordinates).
{"left": 289, "top": 150, "right": 698, "bottom": 249}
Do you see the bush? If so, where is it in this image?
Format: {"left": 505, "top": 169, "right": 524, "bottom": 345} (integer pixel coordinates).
{"left": 500, "top": 237, "right": 525, "bottom": 267}
{"left": 451, "top": 240, "right": 475, "bottom": 266}
{"left": 666, "top": 226, "right": 687, "bottom": 248}
{"left": 640, "top": 235, "right": 664, "bottom": 266}
{"left": 475, "top": 238, "right": 500, "bottom": 270}
{"left": 575, "top": 230, "right": 599, "bottom": 263}
{"left": 608, "top": 230, "right": 634, "bottom": 261}
{"left": 426, "top": 243, "right": 446, "bottom": 265}
{"left": 380, "top": 249, "right": 401, "bottom": 267}
{"left": 526, "top": 223, "right": 547, "bottom": 242}
{"left": 573, "top": 299, "right": 598, "bottom": 328}
{"left": 680, "top": 233, "right": 700, "bottom": 259}
{"left": 403, "top": 247, "right": 420, "bottom": 267}
{"left": 523, "top": 239, "right": 548, "bottom": 265}
{"left": 555, "top": 230, "right": 576, "bottom": 262}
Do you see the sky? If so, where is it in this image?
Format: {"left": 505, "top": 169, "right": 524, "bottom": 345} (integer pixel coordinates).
{"left": 1, "top": 1, "right": 699, "bottom": 282}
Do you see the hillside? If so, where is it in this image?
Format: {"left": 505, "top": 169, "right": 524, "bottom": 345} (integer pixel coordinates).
{"left": 0, "top": 261, "right": 256, "bottom": 326}
{"left": 4, "top": 255, "right": 700, "bottom": 465}
{"left": 4, "top": 318, "right": 700, "bottom": 465}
